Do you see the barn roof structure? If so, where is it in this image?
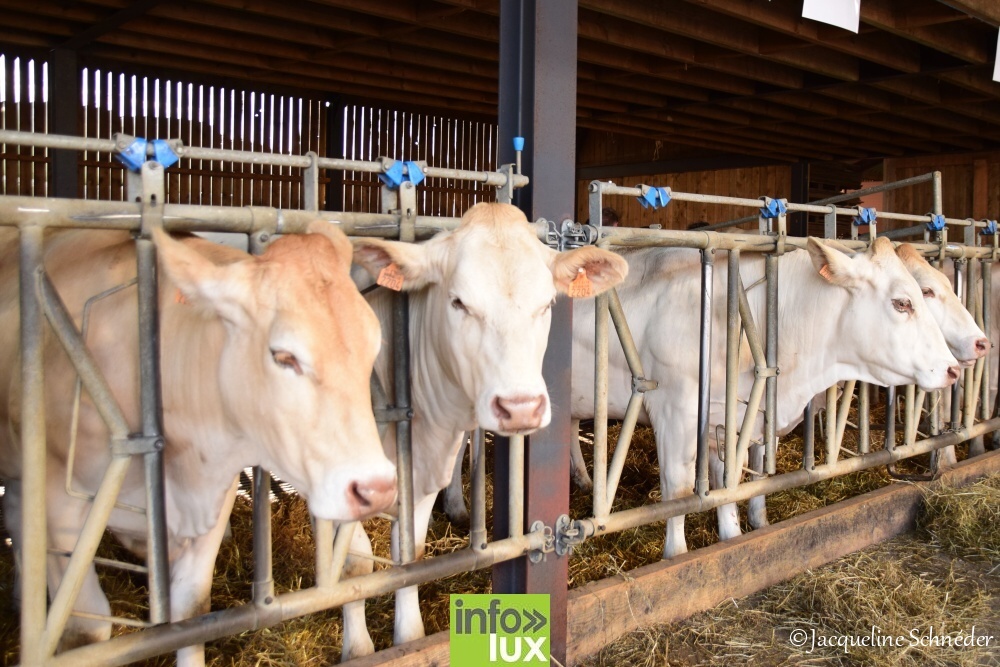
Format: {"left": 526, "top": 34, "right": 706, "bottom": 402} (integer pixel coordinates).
{"left": 1, "top": 0, "right": 999, "bottom": 167}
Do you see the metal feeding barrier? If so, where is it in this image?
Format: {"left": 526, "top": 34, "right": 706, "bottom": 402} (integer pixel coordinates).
{"left": 549, "top": 178, "right": 1000, "bottom": 553}
{"left": 0, "top": 129, "right": 546, "bottom": 667}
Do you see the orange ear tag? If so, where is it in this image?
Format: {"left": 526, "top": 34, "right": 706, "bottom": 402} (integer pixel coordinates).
{"left": 174, "top": 289, "right": 190, "bottom": 305}
{"left": 377, "top": 262, "right": 405, "bottom": 291}
{"left": 819, "top": 264, "right": 834, "bottom": 283}
{"left": 567, "top": 267, "right": 593, "bottom": 298}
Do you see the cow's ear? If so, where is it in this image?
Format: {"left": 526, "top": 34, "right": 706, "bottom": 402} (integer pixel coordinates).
{"left": 352, "top": 238, "right": 443, "bottom": 291}
{"left": 807, "top": 237, "right": 865, "bottom": 288}
{"left": 550, "top": 246, "right": 629, "bottom": 298}
{"left": 154, "top": 229, "right": 254, "bottom": 324}
{"left": 307, "top": 220, "right": 354, "bottom": 271}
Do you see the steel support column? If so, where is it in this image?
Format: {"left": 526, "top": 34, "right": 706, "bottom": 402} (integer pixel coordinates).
{"left": 48, "top": 49, "right": 79, "bottom": 198}
{"left": 494, "top": 1, "right": 576, "bottom": 663}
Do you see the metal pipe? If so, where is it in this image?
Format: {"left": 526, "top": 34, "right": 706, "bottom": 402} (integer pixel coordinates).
{"left": 963, "top": 258, "right": 978, "bottom": 432}
{"left": 904, "top": 384, "right": 917, "bottom": 446}
{"left": 46, "top": 530, "right": 548, "bottom": 667}
{"left": 835, "top": 380, "right": 856, "bottom": 451}
{"left": 724, "top": 249, "right": 740, "bottom": 488}
{"left": 392, "top": 293, "right": 416, "bottom": 565}
{"left": 313, "top": 520, "right": 335, "bottom": 588}
{"left": 859, "top": 382, "right": 871, "bottom": 454}
{"left": 251, "top": 467, "right": 274, "bottom": 603}
{"left": 735, "top": 377, "right": 767, "bottom": 474}
{"left": 605, "top": 391, "right": 644, "bottom": 505}
{"left": 695, "top": 248, "right": 714, "bottom": 495}
{"left": 606, "top": 288, "right": 646, "bottom": 379}
{"left": 981, "top": 261, "right": 992, "bottom": 432}
{"left": 19, "top": 225, "right": 48, "bottom": 666}
{"left": 41, "top": 457, "right": 133, "bottom": 657}
{"left": 764, "top": 254, "right": 778, "bottom": 475}
{"left": 508, "top": 435, "right": 525, "bottom": 538}
{"left": 591, "top": 417, "right": 1000, "bottom": 538}
{"left": 825, "top": 386, "right": 838, "bottom": 464}
{"left": 802, "top": 402, "right": 815, "bottom": 471}
{"left": 885, "top": 386, "right": 897, "bottom": 451}
{"left": 951, "top": 261, "right": 965, "bottom": 429}
{"left": 593, "top": 292, "right": 610, "bottom": 520}
{"left": 470, "top": 429, "right": 487, "bottom": 551}
{"left": 329, "top": 522, "right": 358, "bottom": 586}
{"left": 135, "top": 237, "right": 170, "bottom": 625}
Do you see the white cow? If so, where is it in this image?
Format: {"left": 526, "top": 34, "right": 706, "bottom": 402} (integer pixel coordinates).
{"left": 341, "top": 202, "right": 628, "bottom": 660}
{"left": 0, "top": 224, "right": 396, "bottom": 663}
{"left": 569, "top": 236, "right": 959, "bottom": 557}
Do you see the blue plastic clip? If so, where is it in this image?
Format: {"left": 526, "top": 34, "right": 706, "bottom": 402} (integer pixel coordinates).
{"left": 378, "top": 161, "right": 406, "bottom": 188}
{"left": 981, "top": 219, "right": 998, "bottom": 236}
{"left": 853, "top": 207, "right": 877, "bottom": 226}
{"left": 404, "top": 161, "right": 425, "bottom": 186}
{"left": 513, "top": 136, "right": 525, "bottom": 151}
{"left": 115, "top": 137, "right": 148, "bottom": 172}
{"left": 927, "top": 214, "right": 947, "bottom": 232}
{"left": 759, "top": 198, "right": 787, "bottom": 219}
{"left": 638, "top": 186, "right": 671, "bottom": 210}
{"left": 152, "top": 140, "right": 179, "bottom": 169}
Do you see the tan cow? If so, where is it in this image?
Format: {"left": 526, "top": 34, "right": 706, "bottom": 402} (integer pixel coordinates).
{"left": 0, "top": 224, "right": 395, "bottom": 664}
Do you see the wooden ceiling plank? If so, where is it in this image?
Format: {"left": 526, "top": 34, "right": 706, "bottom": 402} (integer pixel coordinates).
{"left": 682, "top": 0, "right": 921, "bottom": 74}
{"left": 862, "top": 0, "right": 994, "bottom": 65}
{"left": 58, "top": 0, "right": 171, "bottom": 50}
{"left": 933, "top": 0, "right": 1000, "bottom": 26}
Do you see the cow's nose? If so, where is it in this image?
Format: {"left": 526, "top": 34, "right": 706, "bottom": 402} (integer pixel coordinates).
{"left": 347, "top": 476, "right": 397, "bottom": 518}
{"left": 946, "top": 365, "right": 961, "bottom": 383}
{"left": 975, "top": 337, "right": 990, "bottom": 354}
{"left": 492, "top": 394, "right": 547, "bottom": 432}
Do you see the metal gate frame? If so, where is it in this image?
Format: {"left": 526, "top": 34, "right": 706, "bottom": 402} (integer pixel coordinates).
{"left": 555, "top": 178, "right": 1000, "bottom": 550}
{"left": 0, "top": 128, "right": 557, "bottom": 667}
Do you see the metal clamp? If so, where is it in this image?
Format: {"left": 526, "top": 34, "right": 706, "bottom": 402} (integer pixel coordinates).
{"left": 527, "top": 520, "right": 555, "bottom": 564}
{"left": 543, "top": 218, "right": 598, "bottom": 251}
{"left": 754, "top": 365, "right": 779, "bottom": 379}
{"left": 496, "top": 163, "right": 517, "bottom": 204}
{"left": 554, "top": 514, "right": 593, "bottom": 556}
{"left": 926, "top": 213, "right": 947, "bottom": 232}
{"left": 632, "top": 376, "right": 658, "bottom": 393}
{"left": 637, "top": 185, "right": 672, "bottom": 210}
{"left": 114, "top": 133, "right": 180, "bottom": 171}
{"left": 378, "top": 158, "right": 426, "bottom": 189}
{"left": 138, "top": 161, "right": 165, "bottom": 239}
{"left": 111, "top": 435, "right": 164, "bottom": 457}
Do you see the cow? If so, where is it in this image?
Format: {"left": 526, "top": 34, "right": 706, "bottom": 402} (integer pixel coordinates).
{"left": 340, "top": 202, "right": 628, "bottom": 660}
{"left": 566, "top": 236, "right": 959, "bottom": 558}
{"left": 0, "top": 223, "right": 396, "bottom": 664}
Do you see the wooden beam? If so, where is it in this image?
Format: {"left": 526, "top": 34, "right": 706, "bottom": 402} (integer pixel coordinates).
{"left": 935, "top": 0, "right": 1000, "bottom": 26}
{"left": 57, "top": 0, "right": 171, "bottom": 50}
{"left": 578, "top": 155, "right": 789, "bottom": 181}
{"left": 862, "top": 0, "right": 995, "bottom": 64}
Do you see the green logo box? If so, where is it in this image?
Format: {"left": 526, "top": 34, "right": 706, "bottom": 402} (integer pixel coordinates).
{"left": 450, "top": 594, "right": 550, "bottom": 665}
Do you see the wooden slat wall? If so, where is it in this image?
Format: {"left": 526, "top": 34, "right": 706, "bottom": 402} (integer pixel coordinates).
{"left": 884, "top": 152, "right": 1000, "bottom": 225}
{"left": 577, "top": 165, "right": 792, "bottom": 230}
{"left": 342, "top": 105, "right": 497, "bottom": 216}
{"left": 1, "top": 54, "right": 48, "bottom": 197}
{"left": 2, "top": 50, "right": 498, "bottom": 215}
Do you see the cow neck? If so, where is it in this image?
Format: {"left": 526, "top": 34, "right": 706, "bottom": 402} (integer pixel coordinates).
{"left": 768, "top": 249, "right": 856, "bottom": 434}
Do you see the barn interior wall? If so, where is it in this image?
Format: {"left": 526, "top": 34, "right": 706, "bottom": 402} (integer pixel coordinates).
{"left": 884, "top": 152, "right": 1000, "bottom": 225}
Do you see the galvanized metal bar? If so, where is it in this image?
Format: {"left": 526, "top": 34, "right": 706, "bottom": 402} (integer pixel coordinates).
{"left": 885, "top": 386, "right": 897, "bottom": 452}
{"left": 695, "top": 248, "right": 714, "bottom": 496}
{"left": 825, "top": 386, "right": 837, "bottom": 464}
{"left": 393, "top": 291, "right": 416, "bottom": 566}
{"left": 606, "top": 288, "right": 647, "bottom": 380}
{"left": 858, "top": 382, "right": 871, "bottom": 454}
{"left": 835, "top": 380, "right": 856, "bottom": 451}
{"left": 802, "top": 402, "right": 816, "bottom": 471}
{"left": 329, "top": 522, "right": 358, "bottom": 586}
{"left": 724, "top": 249, "right": 741, "bottom": 488}
{"left": 764, "top": 254, "right": 778, "bottom": 475}
{"left": 19, "top": 225, "right": 48, "bottom": 666}
{"left": 303, "top": 152, "right": 319, "bottom": 211}
{"left": 251, "top": 467, "right": 274, "bottom": 603}
{"left": 981, "top": 260, "right": 992, "bottom": 427}
{"left": 734, "top": 377, "right": 767, "bottom": 475}
{"left": 904, "top": 384, "right": 918, "bottom": 446}
{"left": 589, "top": 417, "right": 1000, "bottom": 539}
{"left": 470, "top": 429, "right": 488, "bottom": 552}
{"left": 508, "top": 435, "right": 526, "bottom": 539}
{"left": 593, "top": 292, "right": 610, "bottom": 520}
{"left": 136, "top": 163, "right": 171, "bottom": 625}
{"left": 963, "top": 258, "right": 978, "bottom": 432}
{"left": 41, "top": 456, "right": 133, "bottom": 657}
{"left": 605, "top": 390, "right": 644, "bottom": 505}
{"left": 37, "top": 273, "right": 130, "bottom": 440}
{"left": 313, "top": 520, "right": 335, "bottom": 588}
{"left": 951, "top": 260, "right": 966, "bottom": 429}
{"left": 46, "top": 530, "right": 549, "bottom": 667}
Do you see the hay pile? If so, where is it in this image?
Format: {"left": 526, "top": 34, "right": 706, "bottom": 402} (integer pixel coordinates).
{"left": 580, "top": 474, "right": 1000, "bottom": 667}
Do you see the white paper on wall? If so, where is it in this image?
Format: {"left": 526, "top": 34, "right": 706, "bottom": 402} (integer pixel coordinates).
{"left": 802, "top": 0, "right": 861, "bottom": 34}
{"left": 993, "top": 31, "right": 1000, "bottom": 83}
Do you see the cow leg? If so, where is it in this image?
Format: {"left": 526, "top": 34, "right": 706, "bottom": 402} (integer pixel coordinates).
{"left": 747, "top": 443, "right": 769, "bottom": 529}
{"left": 171, "top": 480, "right": 239, "bottom": 667}
{"left": 391, "top": 493, "right": 436, "bottom": 646}
{"left": 709, "top": 448, "right": 743, "bottom": 543}
{"left": 340, "top": 527, "right": 376, "bottom": 662}
{"left": 651, "top": 397, "right": 696, "bottom": 559}
{"left": 569, "top": 418, "right": 593, "bottom": 491}
{"left": 441, "top": 435, "right": 470, "bottom": 529}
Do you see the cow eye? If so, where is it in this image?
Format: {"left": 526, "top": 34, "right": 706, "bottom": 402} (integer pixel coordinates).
{"left": 271, "top": 349, "right": 303, "bottom": 375}
{"left": 921, "top": 287, "right": 934, "bottom": 298}
{"left": 892, "top": 298, "right": 913, "bottom": 314}
{"left": 450, "top": 296, "right": 469, "bottom": 314}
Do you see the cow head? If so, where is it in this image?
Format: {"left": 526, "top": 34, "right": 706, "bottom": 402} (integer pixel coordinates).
{"left": 154, "top": 224, "right": 396, "bottom": 521}
{"left": 354, "top": 202, "right": 628, "bottom": 435}
{"left": 895, "top": 243, "right": 989, "bottom": 366}
{"left": 807, "top": 236, "right": 960, "bottom": 392}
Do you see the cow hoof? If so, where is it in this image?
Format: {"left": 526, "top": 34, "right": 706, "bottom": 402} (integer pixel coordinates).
{"left": 446, "top": 509, "right": 470, "bottom": 531}
{"left": 341, "top": 637, "right": 375, "bottom": 662}
{"left": 571, "top": 469, "right": 593, "bottom": 492}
